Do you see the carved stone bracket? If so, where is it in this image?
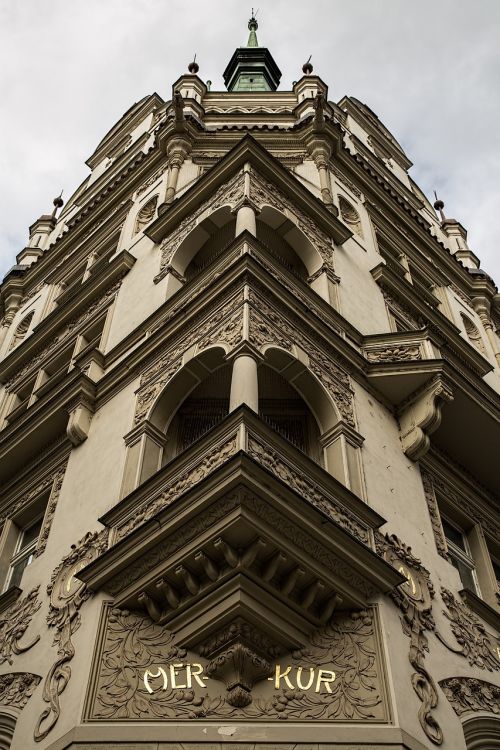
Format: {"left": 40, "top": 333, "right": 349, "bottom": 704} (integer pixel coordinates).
{"left": 376, "top": 533, "right": 443, "bottom": 745}
{"left": 436, "top": 588, "right": 500, "bottom": 671}
{"left": 34, "top": 531, "right": 108, "bottom": 742}
{"left": 0, "top": 586, "right": 41, "bottom": 665}
{"left": 439, "top": 677, "right": 500, "bottom": 716}
{"left": 398, "top": 375, "right": 454, "bottom": 461}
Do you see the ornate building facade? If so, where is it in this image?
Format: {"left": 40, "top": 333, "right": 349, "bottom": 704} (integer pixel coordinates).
{"left": 0, "top": 18, "right": 499, "bottom": 750}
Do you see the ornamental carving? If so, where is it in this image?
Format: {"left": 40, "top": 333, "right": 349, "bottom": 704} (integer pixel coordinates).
{"left": 34, "top": 531, "right": 108, "bottom": 742}
{"left": 426, "top": 470, "right": 500, "bottom": 542}
{"left": 439, "top": 677, "right": 500, "bottom": 717}
{"left": 331, "top": 164, "right": 362, "bottom": 199}
{"left": 136, "top": 165, "right": 167, "bottom": 197}
{"left": 420, "top": 470, "right": 448, "bottom": 559}
{"left": 376, "top": 533, "right": 442, "bottom": 745}
{"left": 155, "top": 171, "right": 244, "bottom": 281}
{"left": 134, "top": 195, "right": 158, "bottom": 235}
{"left": 35, "top": 463, "right": 67, "bottom": 557}
{"left": 365, "top": 345, "right": 422, "bottom": 363}
{"left": 382, "top": 290, "right": 423, "bottom": 331}
{"left": 0, "top": 672, "right": 41, "bottom": 710}
{"left": 86, "top": 604, "right": 388, "bottom": 722}
{"left": 249, "top": 169, "right": 335, "bottom": 270}
{"left": 436, "top": 588, "right": 500, "bottom": 671}
{"left": 115, "top": 436, "right": 238, "bottom": 543}
{"left": 0, "top": 587, "right": 41, "bottom": 665}
{"left": 247, "top": 436, "right": 369, "bottom": 544}
{"left": 6, "top": 281, "right": 121, "bottom": 390}
{"left": 197, "top": 309, "right": 243, "bottom": 351}
{"left": 107, "top": 491, "right": 373, "bottom": 601}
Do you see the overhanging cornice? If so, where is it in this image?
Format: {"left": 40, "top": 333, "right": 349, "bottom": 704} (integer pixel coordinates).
{"left": 145, "top": 134, "right": 351, "bottom": 246}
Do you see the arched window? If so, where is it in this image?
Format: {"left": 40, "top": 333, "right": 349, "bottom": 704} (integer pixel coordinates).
{"left": 461, "top": 314, "right": 486, "bottom": 354}
{"left": 463, "top": 715, "right": 500, "bottom": 749}
{"left": 338, "top": 195, "right": 364, "bottom": 238}
{"left": 8, "top": 310, "right": 34, "bottom": 352}
{"left": 134, "top": 195, "right": 158, "bottom": 235}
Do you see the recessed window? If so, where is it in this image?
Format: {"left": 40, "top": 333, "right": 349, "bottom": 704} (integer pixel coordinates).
{"left": 442, "top": 516, "right": 479, "bottom": 594}
{"left": 7, "top": 515, "right": 43, "bottom": 589}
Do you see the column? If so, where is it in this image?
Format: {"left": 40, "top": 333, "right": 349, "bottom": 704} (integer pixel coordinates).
{"left": 235, "top": 201, "right": 257, "bottom": 237}
{"left": 229, "top": 353, "right": 258, "bottom": 413}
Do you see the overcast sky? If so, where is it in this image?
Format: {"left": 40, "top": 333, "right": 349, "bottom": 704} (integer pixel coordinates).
{"left": 1, "top": 0, "right": 499, "bottom": 285}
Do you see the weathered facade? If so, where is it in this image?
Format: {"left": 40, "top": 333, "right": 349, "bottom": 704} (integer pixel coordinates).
{"left": 0, "top": 18, "right": 499, "bottom": 750}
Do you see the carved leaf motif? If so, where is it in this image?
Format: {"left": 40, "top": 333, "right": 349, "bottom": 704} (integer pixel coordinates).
{"left": 437, "top": 588, "right": 500, "bottom": 671}
{"left": 89, "top": 605, "right": 386, "bottom": 722}
{"left": 0, "top": 672, "right": 41, "bottom": 709}
{"left": 34, "top": 531, "right": 108, "bottom": 742}
{"left": 440, "top": 677, "right": 500, "bottom": 716}
{"left": 0, "top": 587, "right": 41, "bottom": 665}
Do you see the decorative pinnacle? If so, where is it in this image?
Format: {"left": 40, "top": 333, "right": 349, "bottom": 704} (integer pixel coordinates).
{"left": 188, "top": 54, "right": 199, "bottom": 74}
{"left": 247, "top": 9, "right": 259, "bottom": 47}
{"left": 433, "top": 190, "right": 446, "bottom": 222}
{"left": 51, "top": 191, "right": 64, "bottom": 218}
{"left": 302, "top": 55, "right": 313, "bottom": 75}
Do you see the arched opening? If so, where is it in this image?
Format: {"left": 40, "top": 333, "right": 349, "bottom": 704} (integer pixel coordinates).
{"left": 174, "top": 204, "right": 323, "bottom": 282}
{"left": 463, "top": 715, "right": 500, "bottom": 749}
{"left": 163, "top": 362, "right": 231, "bottom": 464}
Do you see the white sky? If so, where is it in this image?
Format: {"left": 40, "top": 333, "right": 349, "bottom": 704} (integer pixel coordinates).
{"left": 1, "top": 0, "right": 499, "bottom": 285}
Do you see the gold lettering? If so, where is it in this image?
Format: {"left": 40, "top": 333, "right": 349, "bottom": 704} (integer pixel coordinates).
{"left": 144, "top": 667, "right": 168, "bottom": 694}
{"left": 295, "top": 666, "right": 315, "bottom": 690}
{"left": 315, "top": 669, "right": 336, "bottom": 693}
{"left": 186, "top": 663, "right": 207, "bottom": 688}
{"left": 169, "top": 663, "right": 187, "bottom": 689}
{"left": 268, "top": 665, "right": 294, "bottom": 690}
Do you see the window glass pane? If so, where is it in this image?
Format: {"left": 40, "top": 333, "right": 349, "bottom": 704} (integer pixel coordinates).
{"left": 20, "top": 517, "right": 43, "bottom": 550}
{"left": 442, "top": 518, "right": 467, "bottom": 551}
{"left": 9, "top": 555, "right": 31, "bottom": 589}
{"left": 449, "top": 551, "right": 476, "bottom": 592}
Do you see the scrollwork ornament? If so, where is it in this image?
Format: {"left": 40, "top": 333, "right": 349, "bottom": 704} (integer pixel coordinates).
{"left": 376, "top": 533, "right": 443, "bottom": 745}
{"left": 34, "top": 531, "right": 108, "bottom": 742}
{"left": 436, "top": 588, "right": 500, "bottom": 671}
{"left": 0, "top": 586, "right": 41, "bottom": 665}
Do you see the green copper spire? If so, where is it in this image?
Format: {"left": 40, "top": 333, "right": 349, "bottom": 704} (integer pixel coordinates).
{"left": 223, "top": 14, "right": 281, "bottom": 92}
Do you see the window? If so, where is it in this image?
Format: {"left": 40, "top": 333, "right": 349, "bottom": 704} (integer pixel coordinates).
{"left": 442, "top": 516, "right": 480, "bottom": 595}
{"left": 7, "top": 516, "right": 43, "bottom": 589}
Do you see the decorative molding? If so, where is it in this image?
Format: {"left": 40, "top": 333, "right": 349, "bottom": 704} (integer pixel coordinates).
{"left": 134, "top": 195, "right": 158, "bottom": 235}
{"left": 247, "top": 436, "right": 369, "bottom": 544}
{"left": 440, "top": 677, "right": 500, "bottom": 717}
{"left": 436, "top": 588, "right": 499, "bottom": 671}
{"left": 0, "top": 672, "right": 41, "bottom": 710}
{"left": 376, "top": 533, "right": 443, "bottom": 745}
{"left": 420, "top": 470, "right": 448, "bottom": 559}
{"left": 0, "top": 586, "right": 41, "bottom": 666}
{"left": 35, "top": 463, "right": 67, "bottom": 557}
{"left": 155, "top": 171, "right": 244, "bottom": 282}
{"left": 34, "top": 531, "right": 108, "bottom": 742}
{"left": 249, "top": 168, "right": 335, "bottom": 270}
{"left": 365, "top": 345, "right": 422, "bottom": 363}
{"left": 86, "top": 604, "right": 388, "bottom": 722}
{"left": 136, "top": 166, "right": 167, "bottom": 197}
{"left": 399, "top": 375, "right": 454, "bottom": 461}
{"left": 5, "top": 281, "right": 121, "bottom": 391}
{"left": 115, "top": 436, "right": 238, "bottom": 542}
{"left": 331, "top": 164, "right": 362, "bottom": 199}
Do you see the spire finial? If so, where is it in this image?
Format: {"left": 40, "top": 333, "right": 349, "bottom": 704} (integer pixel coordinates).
{"left": 188, "top": 53, "right": 199, "bottom": 74}
{"left": 302, "top": 55, "right": 313, "bottom": 75}
{"left": 433, "top": 190, "right": 446, "bottom": 222}
{"left": 247, "top": 9, "right": 259, "bottom": 47}
{"left": 51, "top": 190, "right": 64, "bottom": 219}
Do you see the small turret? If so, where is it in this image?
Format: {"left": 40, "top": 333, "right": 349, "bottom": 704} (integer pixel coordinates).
{"left": 223, "top": 13, "right": 281, "bottom": 92}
